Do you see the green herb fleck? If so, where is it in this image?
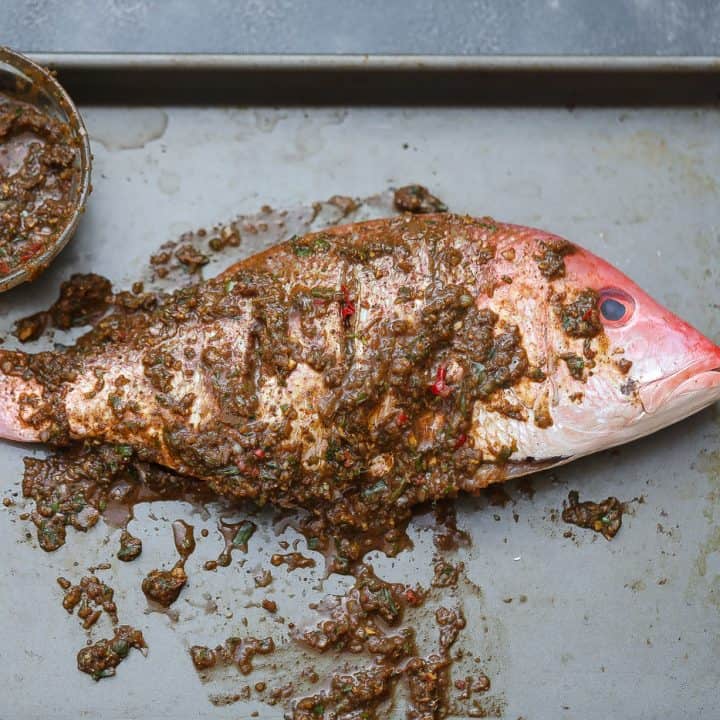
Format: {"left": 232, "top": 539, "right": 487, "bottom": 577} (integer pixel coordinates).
{"left": 496, "top": 444, "right": 515, "bottom": 463}
{"left": 218, "top": 465, "right": 241, "bottom": 476}
{"left": 379, "top": 587, "right": 399, "bottom": 616}
{"left": 310, "top": 286, "right": 335, "bottom": 300}
{"left": 388, "top": 478, "right": 407, "bottom": 504}
{"left": 561, "top": 353, "right": 585, "bottom": 380}
{"left": 112, "top": 640, "right": 130, "bottom": 658}
{"left": 232, "top": 521, "right": 256, "bottom": 548}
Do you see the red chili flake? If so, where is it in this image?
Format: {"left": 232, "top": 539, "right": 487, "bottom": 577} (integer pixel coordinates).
{"left": 405, "top": 588, "right": 421, "bottom": 605}
{"left": 253, "top": 448, "right": 266, "bottom": 460}
{"left": 582, "top": 308, "right": 594, "bottom": 322}
{"left": 454, "top": 433, "right": 467, "bottom": 449}
{"left": 0, "top": 261, "right": 9, "bottom": 275}
{"left": 429, "top": 364, "right": 452, "bottom": 397}
{"left": 20, "top": 241, "right": 43, "bottom": 263}
{"left": 340, "top": 284, "right": 355, "bottom": 321}
{"left": 396, "top": 411, "right": 409, "bottom": 426}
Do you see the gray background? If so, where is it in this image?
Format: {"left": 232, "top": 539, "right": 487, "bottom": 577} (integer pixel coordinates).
{"left": 2, "top": 4, "right": 720, "bottom": 719}
{"left": 1, "top": 0, "right": 719, "bottom": 55}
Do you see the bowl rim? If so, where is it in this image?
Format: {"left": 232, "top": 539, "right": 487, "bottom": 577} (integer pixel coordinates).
{"left": 0, "top": 46, "right": 92, "bottom": 292}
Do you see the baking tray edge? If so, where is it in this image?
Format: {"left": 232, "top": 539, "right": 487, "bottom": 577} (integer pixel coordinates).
{"left": 24, "top": 52, "right": 720, "bottom": 106}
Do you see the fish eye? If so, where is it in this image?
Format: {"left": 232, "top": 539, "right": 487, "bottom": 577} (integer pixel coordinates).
{"left": 598, "top": 288, "right": 634, "bottom": 325}
{"left": 600, "top": 297, "right": 625, "bottom": 321}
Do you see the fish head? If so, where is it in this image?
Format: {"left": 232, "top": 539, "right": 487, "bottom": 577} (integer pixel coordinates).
{"left": 561, "top": 246, "right": 720, "bottom": 438}
{"left": 473, "top": 228, "right": 720, "bottom": 478}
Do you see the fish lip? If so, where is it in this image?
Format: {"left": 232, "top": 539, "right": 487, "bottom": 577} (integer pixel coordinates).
{"left": 638, "top": 359, "right": 720, "bottom": 415}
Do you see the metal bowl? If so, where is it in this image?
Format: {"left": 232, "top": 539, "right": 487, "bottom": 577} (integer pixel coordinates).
{"left": 0, "top": 47, "right": 91, "bottom": 292}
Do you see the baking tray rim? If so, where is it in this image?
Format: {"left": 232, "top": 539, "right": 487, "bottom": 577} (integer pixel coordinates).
{"left": 21, "top": 52, "right": 720, "bottom": 107}
{"left": 24, "top": 52, "right": 720, "bottom": 73}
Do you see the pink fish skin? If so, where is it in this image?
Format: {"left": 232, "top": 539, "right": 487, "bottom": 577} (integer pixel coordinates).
{"left": 0, "top": 214, "right": 717, "bottom": 497}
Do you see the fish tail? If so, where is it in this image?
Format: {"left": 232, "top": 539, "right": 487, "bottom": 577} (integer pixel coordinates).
{"left": 0, "top": 350, "right": 45, "bottom": 442}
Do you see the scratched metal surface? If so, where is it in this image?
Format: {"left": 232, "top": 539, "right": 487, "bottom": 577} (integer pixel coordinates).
{"left": 3, "top": 0, "right": 720, "bottom": 56}
{"left": 1, "top": 92, "right": 719, "bottom": 719}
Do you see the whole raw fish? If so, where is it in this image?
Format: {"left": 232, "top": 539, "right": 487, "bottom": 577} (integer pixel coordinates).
{"left": 1, "top": 214, "right": 718, "bottom": 521}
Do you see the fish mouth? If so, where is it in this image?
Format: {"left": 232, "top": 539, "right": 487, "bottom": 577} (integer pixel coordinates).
{"left": 638, "top": 358, "right": 720, "bottom": 417}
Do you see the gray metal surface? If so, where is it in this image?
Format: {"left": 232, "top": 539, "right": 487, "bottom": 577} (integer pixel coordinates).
{"left": 1, "top": 58, "right": 720, "bottom": 720}
{"left": 1, "top": 0, "right": 720, "bottom": 56}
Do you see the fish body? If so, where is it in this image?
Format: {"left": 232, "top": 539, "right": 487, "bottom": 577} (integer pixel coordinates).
{"left": 1, "top": 214, "right": 719, "bottom": 518}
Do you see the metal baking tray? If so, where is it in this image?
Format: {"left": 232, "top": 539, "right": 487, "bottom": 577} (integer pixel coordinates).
{"left": 1, "top": 54, "right": 719, "bottom": 720}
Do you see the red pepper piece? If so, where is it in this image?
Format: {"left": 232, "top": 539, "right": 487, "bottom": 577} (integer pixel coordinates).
{"left": 429, "top": 364, "right": 452, "bottom": 397}
{"left": 340, "top": 284, "right": 355, "bottom": 321}
{"left": 405, "top": 588, "right": 421, "bottom": 606}
{"left": 253, "top": 448, "right": 266, "bottom": 460}
{"left": 454, "top": 433, "right": 467, "bottom": 449}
